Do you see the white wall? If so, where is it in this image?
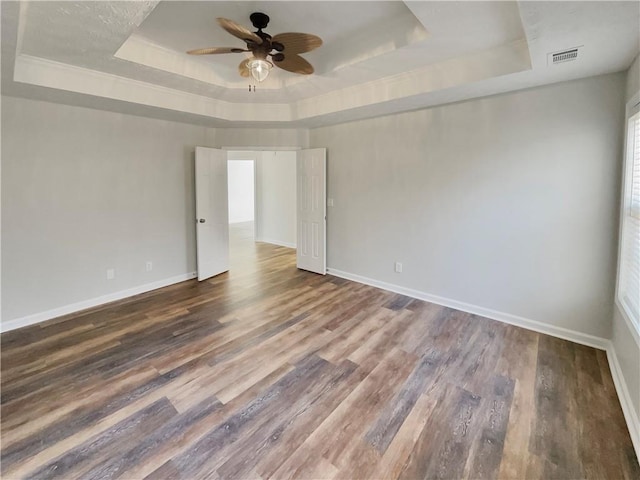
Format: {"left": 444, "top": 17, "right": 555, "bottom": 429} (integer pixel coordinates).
{"left": 255, "top": 151, "right": 297, "bottom": 248}
{"left": 1, "top": 96, "right": 213, "bottom": 326}
{"left": 227, "top": 160, "right": 254, "bottom": 224}
{"left": 311, "top": 73, "right": 625, "bottom": 340}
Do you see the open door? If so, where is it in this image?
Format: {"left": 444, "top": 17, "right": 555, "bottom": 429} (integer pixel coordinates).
{"left": 297, "top": 148, "right": 326, "bottom": 274}
{"left": 195, "top": 147, "right": 229, "bottom": 281}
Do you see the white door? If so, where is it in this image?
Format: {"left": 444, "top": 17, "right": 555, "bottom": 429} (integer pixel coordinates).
{"left": 297, "top": 148, "right": 326, "bottom": 274}
{"left": 195, "top": 147, "right": 229, "bottom": 281}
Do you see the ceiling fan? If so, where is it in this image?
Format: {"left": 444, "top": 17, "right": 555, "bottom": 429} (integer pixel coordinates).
{"left": 187, "top": 12, "right": 322, "bottom": 83}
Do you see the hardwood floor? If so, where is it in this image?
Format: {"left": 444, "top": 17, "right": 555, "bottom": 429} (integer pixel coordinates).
{"left": 1, "top": 222, "right": 638, "bottom": 479}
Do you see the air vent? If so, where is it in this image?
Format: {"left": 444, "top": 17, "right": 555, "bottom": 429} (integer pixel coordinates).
{"left": 548, "top": 47, "right": 582, "bottom": 65}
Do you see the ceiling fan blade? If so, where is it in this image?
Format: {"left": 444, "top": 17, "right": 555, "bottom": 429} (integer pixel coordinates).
{"left": 238, "top": 58, "right": 251, "bottom": 78}
{"left": 271, "top": 32, "right": 322, "bottom": 54}
{"left": 273, "top": 54, "right": 314, "bottom": 75}
{"left": 217, "top": 17, "right": 263, "bottom": 45}
{"left": 187, "top": 47, "right": 247, "bottom": 55}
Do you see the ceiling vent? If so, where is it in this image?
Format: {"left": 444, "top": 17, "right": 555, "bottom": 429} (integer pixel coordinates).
{"left": 548, "top": 46, "right": 582, "bottom": 65}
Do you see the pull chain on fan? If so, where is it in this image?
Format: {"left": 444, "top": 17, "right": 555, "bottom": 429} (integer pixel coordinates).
{"left": 187, "top": 12, "right": 322, "bottom": 83}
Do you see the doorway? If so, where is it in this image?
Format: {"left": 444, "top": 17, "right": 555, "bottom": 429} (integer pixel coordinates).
{"left": 227, "top": 156, "right": 255, "bottom": 252}
{"left": 195, "top": 147, "right": 326, "bottom": 281}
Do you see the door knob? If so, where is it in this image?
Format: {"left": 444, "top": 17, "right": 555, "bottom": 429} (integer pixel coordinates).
{"left": 199, "top": 219, "right": 206, "bottom": 223}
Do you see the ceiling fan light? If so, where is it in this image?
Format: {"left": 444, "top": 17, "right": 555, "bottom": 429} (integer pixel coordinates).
{"left": 247, "top": 58, "right": 272, "bottom": 82}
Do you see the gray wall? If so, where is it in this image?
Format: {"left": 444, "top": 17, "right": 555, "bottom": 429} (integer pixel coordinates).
{"left": 217, "top": 128, "right": 308, "bottom": 149}
{"left": 255, "top": 151, "right": 297, "bottom": 248}
{"left": 1, "top": 96, "right": 212, "bottom": 323}
{"left": 311, "top": 73, "right": 625, "bottom": 339}
{"left": 2, "top": 74, "right": 628, "bottom": 340}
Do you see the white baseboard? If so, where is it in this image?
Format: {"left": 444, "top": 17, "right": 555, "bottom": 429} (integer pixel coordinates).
{"left": 606, "top": 342, "right": 640, "bottom": 458}
{"left": 256, "top": 237, "right": 296, "bottom": 249}
{"left": 327, "top": 268, "right": 609, "bottom": 350}
{"left": 1, "top": 272, "right": 197, "bottom": 333}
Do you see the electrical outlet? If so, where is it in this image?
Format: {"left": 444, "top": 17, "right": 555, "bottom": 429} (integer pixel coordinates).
{"left": 146, "top": 261, "right": 153, "bottom": 272}
{"left": 327, "top": 198, "right": 334, "bottom": 207}
{"left": 394, "top": 262, "right": 403, "bottom": 273}
{"left": 107, "top": 268, "right": 115, "bottom": 280}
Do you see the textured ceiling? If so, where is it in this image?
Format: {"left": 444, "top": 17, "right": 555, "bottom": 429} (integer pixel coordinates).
{"left": 2, "top": 1, "right": 639, "bottom": 127}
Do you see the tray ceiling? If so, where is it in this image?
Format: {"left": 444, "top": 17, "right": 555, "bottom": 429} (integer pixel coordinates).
{"left": 2, "top": 1, "right": 638, "bottom": 127}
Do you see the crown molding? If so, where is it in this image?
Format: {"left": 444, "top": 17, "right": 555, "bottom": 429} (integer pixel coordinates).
{"left": 11, "top": 37, "right": 531, "bottom": 127}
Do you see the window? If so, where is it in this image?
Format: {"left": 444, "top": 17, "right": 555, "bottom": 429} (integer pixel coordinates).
{"left": 618, "top": 104, "right": 640, "bottom": 331}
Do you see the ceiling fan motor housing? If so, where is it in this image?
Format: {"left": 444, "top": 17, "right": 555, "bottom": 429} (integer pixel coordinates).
{"left": 247, "top": 14, "right": 280, "bottom": 62}
{"left": 250, "top": 12, "right": 270, "bottom": 30}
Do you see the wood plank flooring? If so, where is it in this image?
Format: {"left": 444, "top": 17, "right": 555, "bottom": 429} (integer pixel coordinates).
{"left": 1, "top": 222, "right": 638, "bottom": 479}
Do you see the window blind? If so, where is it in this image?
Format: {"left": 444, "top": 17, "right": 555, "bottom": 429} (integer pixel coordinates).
{"left": 619, "top": 109, "right": 640, "bottom": 328}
